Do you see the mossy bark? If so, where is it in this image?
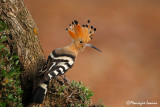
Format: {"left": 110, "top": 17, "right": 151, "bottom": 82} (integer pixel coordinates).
{"left": 0, "top": 0, "right": 45, "bottom": 106}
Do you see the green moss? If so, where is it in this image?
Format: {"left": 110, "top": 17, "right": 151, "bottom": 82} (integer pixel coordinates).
{"left": 0, "top": 19, "right": 23, "bottom": 107}
{"left": 71, "top": 81, "right": 94, "bottom": 102}
{"left": 47, "top": 77, "right": 105, "bottom": 107}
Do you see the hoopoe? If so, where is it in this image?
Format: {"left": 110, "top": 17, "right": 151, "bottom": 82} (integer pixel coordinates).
{"left": 32, "top": 20, "right": 101, "bottom": 104}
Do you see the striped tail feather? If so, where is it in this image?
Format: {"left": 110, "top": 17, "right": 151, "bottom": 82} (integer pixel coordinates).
{"left": 32, "top": 83, "right": 48, "bottom": 104}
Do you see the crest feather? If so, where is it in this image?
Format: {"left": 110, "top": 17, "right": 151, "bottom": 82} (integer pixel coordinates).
{"left": 66, "top": 20, "right": 96, "bottom": 43}
{"left": 68, "top": 30, "right": 77, "bottom": 39}
{"left": 75, "top": 24, "right": 83, "bottom": 38}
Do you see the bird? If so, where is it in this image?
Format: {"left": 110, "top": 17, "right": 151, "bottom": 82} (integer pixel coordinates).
{"left": 32, "top": 20, "right": 101, "bottom": 104}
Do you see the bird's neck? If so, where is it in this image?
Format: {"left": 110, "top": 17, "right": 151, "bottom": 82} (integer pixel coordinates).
{"left": 65, "top": 42, "right": 79, "bottom": 56}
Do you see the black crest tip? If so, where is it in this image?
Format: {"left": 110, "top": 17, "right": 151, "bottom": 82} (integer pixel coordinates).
{"left": 66, "top": 28, "right": 68, "bottom": 31}
{"left": 87, "top": 20, "right": 90, "bottom": 23}
{"left": 86, "top": 25, "right": 88, "bottom": 27}
{"left": 94, "top": 28, "right": 96, "bottom": 31}
{"left": 91, "top": 26, "right": 93, "bottom": 29}
{"left": 72, "top": 21, "right": 74, "bottom": 24}
{"left": 74, "top": 20, "right": 78, "bottom": 25}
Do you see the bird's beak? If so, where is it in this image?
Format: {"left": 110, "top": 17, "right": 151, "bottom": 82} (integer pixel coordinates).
{"left": 86, "top": 43, "right": 102, "bottom": 52}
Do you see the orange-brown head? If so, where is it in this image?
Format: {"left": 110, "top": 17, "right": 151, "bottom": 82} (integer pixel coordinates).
{"left": 66, "top": 20, "right": 101, "bottom": 52}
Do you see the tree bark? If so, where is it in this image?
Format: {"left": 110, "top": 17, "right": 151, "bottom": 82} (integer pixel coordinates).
{"left": 0, "top": 0, "right": 45, "bottom": 106}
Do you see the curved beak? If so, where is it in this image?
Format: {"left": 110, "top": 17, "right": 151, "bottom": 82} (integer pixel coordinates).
{"left": 86, "top": 43, "right": 102, "bottom": 52}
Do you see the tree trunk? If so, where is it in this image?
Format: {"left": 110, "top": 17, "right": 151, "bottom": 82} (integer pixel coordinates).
{"left": 0, "top": 0, "right": 45, "bottom": 106}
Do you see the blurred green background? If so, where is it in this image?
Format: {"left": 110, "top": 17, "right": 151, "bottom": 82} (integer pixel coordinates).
{"left": 24, "top": 0, "right": 160, "bottom": 106}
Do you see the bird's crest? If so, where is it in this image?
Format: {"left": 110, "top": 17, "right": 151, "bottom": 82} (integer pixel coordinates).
{"left": 66, "top": 20, "right": 96, "bottom": 43}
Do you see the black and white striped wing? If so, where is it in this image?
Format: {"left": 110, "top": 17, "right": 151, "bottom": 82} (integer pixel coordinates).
{"left": 32, "top": 50, "right": 76, "bottom": 103}
{"left": 43, "top": 50, "right": 76, "bottom": 82}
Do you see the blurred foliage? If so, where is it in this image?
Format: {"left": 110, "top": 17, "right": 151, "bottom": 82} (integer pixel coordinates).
{"left": 0, "top": 19, "right": 23, "bottom": 107}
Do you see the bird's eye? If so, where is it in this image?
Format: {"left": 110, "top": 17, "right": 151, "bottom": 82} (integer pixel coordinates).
{"left": 80, "top": 41, "right": 83, "bottom": 43}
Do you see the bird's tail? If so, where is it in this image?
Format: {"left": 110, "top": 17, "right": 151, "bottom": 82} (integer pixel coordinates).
{"left": 32, "top": 83, "right": 48, "bottom": 104}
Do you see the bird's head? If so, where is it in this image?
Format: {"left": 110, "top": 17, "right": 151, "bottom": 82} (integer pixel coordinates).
{"left": 66, "top": 20, "right": 101, "bottom": 52}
